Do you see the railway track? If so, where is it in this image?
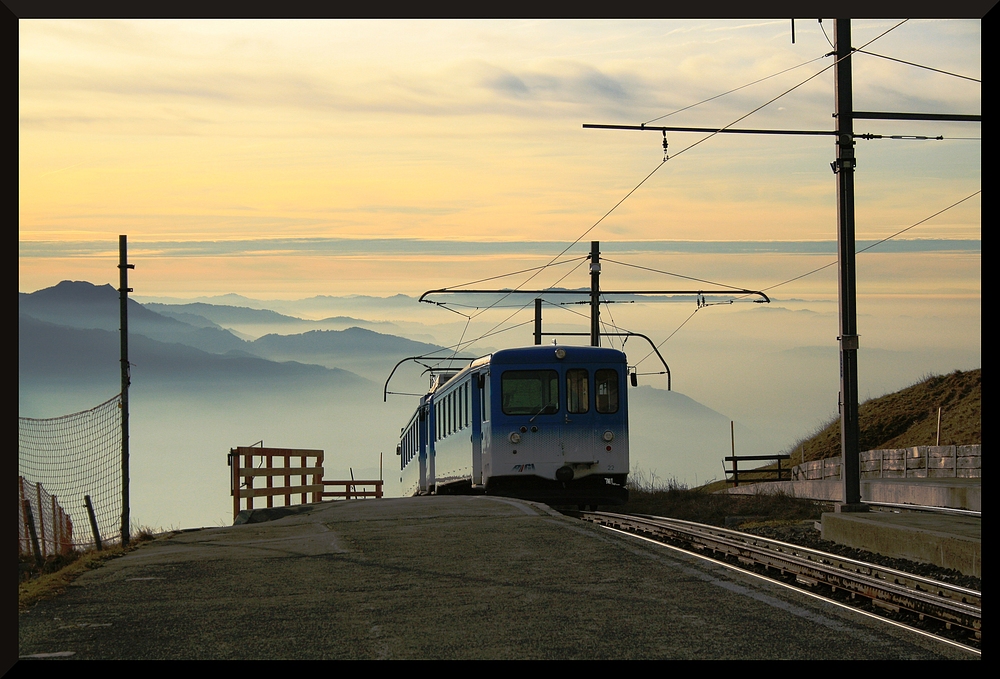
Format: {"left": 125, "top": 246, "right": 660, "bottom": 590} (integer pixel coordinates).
{"left": 568, "top": 510, "right": 981, "bottom": 653}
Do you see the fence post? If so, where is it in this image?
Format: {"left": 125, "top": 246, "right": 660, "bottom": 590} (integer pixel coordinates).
{"left": 300, "top": 455, "right": 307, "bottom": 504}
{"left": 51, "top": 494, "right": 58, "bottom": 556}
{"left": 19, "top": 476, "right": 26, "bottom": 554}
{"left": 231, "top": 449, "right": 239, "bottom": 521}
{"left": 244, "top": 449, "right": 253, "bottom": 513}
{"left": 23, "top": 500, "right": 43, "bottom": 568}
{"left": 284, "top": 454, "right": 291, "bottom": 507}
{"left": 730, "top": 421, "right": 738, "bottom": 487}
{"left": 313, "top": 451, "right": 324, "bottom": 504}
{"left": 84, "top": 495, "right": 103, "bottom": 551}
{"left": 266, "top": 452, "right": 273, "bottom": 509}
{"left": 36, "top": 483, "right": 46, "bottom": 558}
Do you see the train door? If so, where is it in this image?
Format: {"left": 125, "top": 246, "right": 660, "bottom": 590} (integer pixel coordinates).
{"left": 479, "top": 371, "right": 492, "bottom": 481}
{"left": 427, "top": 398, "right": 437, "bottom": 492}
{"left": 471, "top": 371, "right": 483, "bottom": 487}
{"left": 418, "top": 403, "right": 428, "bottom": 494}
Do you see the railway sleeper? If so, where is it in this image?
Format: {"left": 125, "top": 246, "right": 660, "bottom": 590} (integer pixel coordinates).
{"left": 873, "top": 599, "right": 901, "bottom": 614}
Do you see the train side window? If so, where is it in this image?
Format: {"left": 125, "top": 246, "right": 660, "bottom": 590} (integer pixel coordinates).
{"left": 566, "top": 369, "right": 589, "bottom": 413}
{"left": 595, "top": 369, "right": 619, "bottom": 414}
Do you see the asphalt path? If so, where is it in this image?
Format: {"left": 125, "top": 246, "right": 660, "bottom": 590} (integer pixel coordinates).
{"left": 18, "top": 496, "right": 975, "bottom": 660}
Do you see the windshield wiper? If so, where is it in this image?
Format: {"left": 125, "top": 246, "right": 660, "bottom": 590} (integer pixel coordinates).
{"left": 529, "top": 404, "right": 557, "bottom": 423}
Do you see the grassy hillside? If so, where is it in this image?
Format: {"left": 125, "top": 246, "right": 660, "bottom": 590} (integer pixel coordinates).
{"left": 787, "top": 369, "right": 981, "bottom": 463}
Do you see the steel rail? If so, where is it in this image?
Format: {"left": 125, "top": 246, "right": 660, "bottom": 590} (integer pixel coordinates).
{"left": 866, "top": 502, "right": 981, "bottom": 518}
{"left": 572, "top": 511, "right": 980, "bottom": 641}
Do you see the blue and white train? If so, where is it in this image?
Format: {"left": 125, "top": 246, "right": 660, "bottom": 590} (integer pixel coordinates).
{"left": 397, "top": 344, "right": 629, "bottom": 508}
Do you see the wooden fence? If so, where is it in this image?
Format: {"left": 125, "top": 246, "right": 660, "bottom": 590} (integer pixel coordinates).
{"left": 19, "top": 476, "right": 74, "bottom": 558}
{"left": 724, "top": 454, "right": 791, "bottom": 487}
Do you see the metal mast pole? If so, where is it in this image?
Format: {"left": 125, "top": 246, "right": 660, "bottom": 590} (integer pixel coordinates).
{"left": 534, "top": 298, "right": 542, "bottom": 345}
{"left": 834, "top": 20, "right": 864, "bottom": 510}
{"left": 119, "top": 235, "right": 134, "bottom": 545}
{"left": 590, "top": 241, "right": 601, "bottom": 347}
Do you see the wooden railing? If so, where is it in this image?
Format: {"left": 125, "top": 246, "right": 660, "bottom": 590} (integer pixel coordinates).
{"left": 724, "top": 455, "right": 791, "bottom": 487}
{"left": 230, "top": 447, "right": 324, "bottom": 520}
{"left": 322, "top": 480, "right": 384, "bottom": 500}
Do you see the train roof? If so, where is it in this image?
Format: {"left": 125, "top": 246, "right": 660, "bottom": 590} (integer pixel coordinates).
{"left": 490, "top": 344, "right": 626, "bottom": 366}
{"left": 422, "top": 345, "right": 626, "bottom": 399}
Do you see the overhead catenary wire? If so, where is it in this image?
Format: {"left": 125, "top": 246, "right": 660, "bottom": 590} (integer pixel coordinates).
{"left": 642, "top": 52, "right": 832, "bottom": 126}
{"left": 601, "top": 257, "right": 750, "bottom": 292}
{"left": 437, "top": 40, "right": 851, "bottom": 338}
{"left": 854, "top": 48, "right": 981, "bottom": 83}
{"left": 752, "top": 189, "right": 981, "bottom": 296}
{"left": 633, "top": 307, "right": 703, "bottom": 368}
{"left": 630, "top": 189, "right": 979, "bottom": 369}
{"left": 819, "top": 19, "right": 836, "bottom": 49}
{"left": 434, "top": 257, "right": 591, "bottom": 364}
{"left": 431, "top": 19, "right": 913, "bottom": 366}
{"left": 435, "top": 255, "right": 588, "bottom": 292}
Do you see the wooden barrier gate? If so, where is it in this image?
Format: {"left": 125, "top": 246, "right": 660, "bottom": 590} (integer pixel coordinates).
{"left": 230, "top": 447, "right": 325, "bottom": 520}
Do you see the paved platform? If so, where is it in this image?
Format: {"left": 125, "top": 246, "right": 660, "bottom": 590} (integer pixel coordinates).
{"left": 821, "top": 510, "right": 981, "bottom": 578}
{"left": 19, "top": 496, "right": 974, "bottom": 660}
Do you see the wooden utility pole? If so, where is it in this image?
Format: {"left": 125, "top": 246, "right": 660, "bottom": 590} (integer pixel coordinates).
{"left": 119, "top": 235, "right": 134, "bottom": 545}
{"left": 834, "top": 20, "right": 865, "bottom": 511}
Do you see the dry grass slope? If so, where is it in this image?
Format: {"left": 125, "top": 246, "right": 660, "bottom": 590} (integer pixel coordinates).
{"left": 786, "top": 369, "right": 980, "bottom": 464}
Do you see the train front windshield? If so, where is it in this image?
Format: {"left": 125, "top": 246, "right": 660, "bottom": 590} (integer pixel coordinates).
{"left": 501, "top": 370, "right": 559, "bottom": 416}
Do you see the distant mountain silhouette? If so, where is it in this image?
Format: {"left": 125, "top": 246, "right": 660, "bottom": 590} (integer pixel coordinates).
{"left": 144, "top": 301, "right": 401, "bottom": 337}
{"left": 252, "top": 326, "right": 445, "bottom": 358}
{"left": 19, "top": 313, "right": 370, "bottom": 391}
{"left": 145, "top": 302, "right": 299, "bottom": 326}
{"left": 20, "top": 281, "right": 248, "bottom": 355}
{"left": 18, "top": 281, "right": 457, "bottom": 391}
{"left": 248, "top": 327, "right": 470, "bottom": 381}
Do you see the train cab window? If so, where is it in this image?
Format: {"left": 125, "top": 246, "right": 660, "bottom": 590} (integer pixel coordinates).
{"left": 595, "top": 369, "right": 619, "bottom": 414}
{"left": 501, "top": 370, "right": 559, "bottom": 416}
{"left": 566, "top": 369, "right": 589, "bottom": 414}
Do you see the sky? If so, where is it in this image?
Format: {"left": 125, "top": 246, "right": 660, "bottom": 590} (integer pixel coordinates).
{"left": 19, "top": 19, "right": 980, "bottom": 297}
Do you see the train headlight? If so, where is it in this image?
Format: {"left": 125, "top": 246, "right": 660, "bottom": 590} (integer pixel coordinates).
{"left": 509, "top": 432, "right": 521, "bottom": 444}
{"left": 602, "top": 430, "right": 614, "bottom": 442}
{"left": 554, "top": 348, "right": 567, "bottom": 359}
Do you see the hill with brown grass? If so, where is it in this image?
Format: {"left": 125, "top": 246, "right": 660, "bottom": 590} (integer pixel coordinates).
{"left": 787, "top": 369, "right": 980, "bottom": 463}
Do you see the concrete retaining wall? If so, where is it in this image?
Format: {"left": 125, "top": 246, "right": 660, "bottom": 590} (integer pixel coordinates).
{"left": 725, "top": 477, "right": 981, "bottom": 511}
{"left": 790, "top": 445, "right": 981, "bottom": 481}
